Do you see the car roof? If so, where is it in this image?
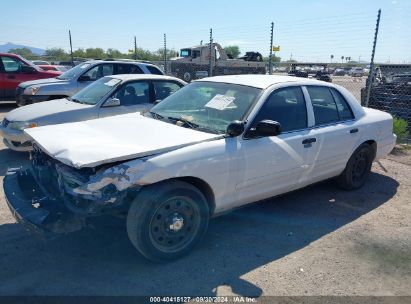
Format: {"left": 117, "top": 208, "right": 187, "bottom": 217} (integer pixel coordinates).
{"left": 195, "top": 75, "right": 330, "bottom": 89}
{"left": 106, "top": 74, "right": 185, "bottom": 82}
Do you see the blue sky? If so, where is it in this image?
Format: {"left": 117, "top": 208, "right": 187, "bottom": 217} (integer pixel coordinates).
{"left": 0, "top": 0, "right": 409, "bottom": 63}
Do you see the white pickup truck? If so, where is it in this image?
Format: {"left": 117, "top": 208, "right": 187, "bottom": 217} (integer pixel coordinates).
{"left": 3, "top": 75, "right": 396, "bottom": 262}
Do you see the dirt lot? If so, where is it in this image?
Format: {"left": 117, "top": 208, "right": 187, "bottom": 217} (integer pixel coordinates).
{"left": 0, "top": 103, "right": 410, "bottom": 297}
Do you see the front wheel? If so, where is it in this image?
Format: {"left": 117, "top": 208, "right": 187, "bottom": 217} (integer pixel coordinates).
{"left": 126, "top": 180, "right": 210, "bottom": 262}
{"left": 337, "top": 143, "right": 374, "bottom": 190}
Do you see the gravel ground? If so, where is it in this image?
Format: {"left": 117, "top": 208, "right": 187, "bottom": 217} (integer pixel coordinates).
{"left": 0, "top": 103, "right": 410, "bottom": 297}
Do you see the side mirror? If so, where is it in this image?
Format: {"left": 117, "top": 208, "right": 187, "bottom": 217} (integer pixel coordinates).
{"left": 226, "top": 121, "right": 245, "bottom": 137}
{"left": 154, "top": 99, "right": 162, "bottom": 104}
{"left": 21, "top": 66, "right": 37, "bottom": 73}
{"left": 255, "top": 120, "right": 282, "bottom": 137}
{"left": 78, "top": 75, "right": 91, "bottom": 82}
{"left": 103, "top": 98, "right": 121, "bottom": 107}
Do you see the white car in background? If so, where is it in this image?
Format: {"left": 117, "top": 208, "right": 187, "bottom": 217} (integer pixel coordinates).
{"left": 0, "top": 74, "right": 185, "bottom": 151}
{"left": 4, "top": 75, "right": 396, "bottom": 262}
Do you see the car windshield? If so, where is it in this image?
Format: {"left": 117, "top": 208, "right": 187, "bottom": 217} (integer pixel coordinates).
{"left": 56, "top": 62, "right": 92, "bottom": 80}
{"left": 149, "top": 81, "right": 261, "bottom": 134}
{"left": 70, "top": 77, "right": 121, "bottom": 105}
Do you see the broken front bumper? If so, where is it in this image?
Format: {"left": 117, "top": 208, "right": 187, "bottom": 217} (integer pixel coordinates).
{"left": 3, "top": 168, "right": 85, "bottom": 235}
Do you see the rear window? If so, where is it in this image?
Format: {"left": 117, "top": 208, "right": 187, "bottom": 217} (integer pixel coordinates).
{"left": 146, "top": 65, "right": 163, "bottom": 75}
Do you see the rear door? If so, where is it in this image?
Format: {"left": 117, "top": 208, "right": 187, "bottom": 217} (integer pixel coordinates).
{"left": 303, "top": 85, "right": 359, "bottom": 183}
{"left": 98, "top": 80, "right": 152, "bottom": 118}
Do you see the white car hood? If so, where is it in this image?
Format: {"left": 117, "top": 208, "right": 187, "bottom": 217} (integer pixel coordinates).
{"left": 25, "top": 113, "right": 222, "bottom": 169}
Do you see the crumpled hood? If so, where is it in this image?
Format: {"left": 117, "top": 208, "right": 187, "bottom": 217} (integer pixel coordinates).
{"left": 18, "top": 77, "right": 66, "bottom": 89}
{"left": 6, "top": 99, "right": 93, "bottom": 123}
{"left": 25, "top": 113, "right": 222, "bottom": 169}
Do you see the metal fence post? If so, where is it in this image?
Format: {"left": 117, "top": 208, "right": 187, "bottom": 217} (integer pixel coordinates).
{"left": 364, "top": 9, "right": 381, "bottom": 107}
{"left": 268, "top": 22, "right": 274, "bottom": 75}
{"left": 209, "top": 28, "right": 213, "bottom": 77}
{"left": 134, "top": 36, "right": 137, "bottom": 60}
{"left": 163, "top": 33, "right": 167, "bottom": 74}
{"left": 69, "top": 30, "right": 74, "bottom": 67}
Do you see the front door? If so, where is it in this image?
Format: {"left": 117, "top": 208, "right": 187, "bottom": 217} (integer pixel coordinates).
{"left": 233, "top": 86, "right": 320, "bottom": 207}
{"left": 0, "top": 55, "right": 39, "bottom": 98}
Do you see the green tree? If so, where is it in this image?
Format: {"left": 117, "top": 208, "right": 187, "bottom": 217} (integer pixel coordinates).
{"left": 44, "top": 48, "right": 68, "bottom": 60}
{"left": 8, "top": 47, "right": 34, "bottom": 59}
{"left": 224, "top": 45, "right": 240, "bottom": 58}
{"left": 72, "top": 48, "right": 86, "bottom": 58}
{"left": 106, "top": 48, "right": 124, "bottom": 59}
{"left": 84, "top": 48, "right": 106, "bottom": 59}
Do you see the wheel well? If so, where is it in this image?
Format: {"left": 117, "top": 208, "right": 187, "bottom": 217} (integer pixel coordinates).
{"left": 364, "top": 140, "right": 377, "bottom": 160}
{"left": 176, "top": 177, "right": 216, "bottom": 215}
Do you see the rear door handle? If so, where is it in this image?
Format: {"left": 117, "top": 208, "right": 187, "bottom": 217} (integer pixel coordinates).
{"left": 350, "top": 128, "right": 359, "bottom": 134}
{"left": 302, "top": 138, "right": 317, "bottom": 145}
{"left": 7, "top": 75, "right": 15, "bottom": 79}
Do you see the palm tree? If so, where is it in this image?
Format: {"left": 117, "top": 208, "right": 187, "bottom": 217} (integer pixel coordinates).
{"left": 330, "top": 54, "right": 334, "bottom": 63}
{"left": 341, "top": 56, "right": 344, "bottom": 64}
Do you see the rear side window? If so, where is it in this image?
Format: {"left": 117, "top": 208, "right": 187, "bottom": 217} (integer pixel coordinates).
{"left": 307, "top": 86, "right": 354, "bottom": 125}
{"left": 115, "top": 64, "right": 143, "bottom": 74}
{"left": 153, "top": 81, "right": 183, "bottom": 101}
{"left": 307, "top": 86, "right": 339, "bottom": 125}
{"left": 330, "top": 88, "right": 354, "bottom": 120}
{"left": 146, "top": 65, "right": 163, "bottom": 75}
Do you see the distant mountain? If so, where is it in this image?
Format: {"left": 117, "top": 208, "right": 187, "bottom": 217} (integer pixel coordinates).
{"left": 0, "top": 42, "right": 45, "bottom": 55}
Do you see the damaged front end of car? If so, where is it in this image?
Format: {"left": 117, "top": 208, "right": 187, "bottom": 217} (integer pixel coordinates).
{"left": 3, "top": 145, "right": 142, "bottom": 235}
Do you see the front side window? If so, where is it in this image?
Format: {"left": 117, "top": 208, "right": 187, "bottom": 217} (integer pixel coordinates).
{"left": 250, "top": 86, "right": 307, "bottom": 133}
{"left": 1, "top": 56, "right": 26, "bottom": 72}
{"left": 70, "top": 77, "right": 121, "bottom": 105}
{"left": 153, "top": 81, "right": 183, "bottom": 101}
{"left": 113, "top": 81, "right": 150, "bottom": 105}
{"left": 150, "top": 82, "right": 261, "bottom": 134}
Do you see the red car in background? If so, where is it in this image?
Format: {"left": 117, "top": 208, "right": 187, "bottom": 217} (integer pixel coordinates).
{"left": 0, "top": 53, "right": 61, "bottom": 102}
{"left": 38, "top": 65, "right": 68, "bottom": 72}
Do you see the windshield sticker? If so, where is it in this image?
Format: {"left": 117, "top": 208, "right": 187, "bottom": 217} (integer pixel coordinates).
{"left": 80, "top": 63, "right": 91, "bottom": 69}
{"left": 104, "top": 79, "right": 121, "bottom": 86}
{"left": 205, "top": 94, "right": 235, "bottom": 110}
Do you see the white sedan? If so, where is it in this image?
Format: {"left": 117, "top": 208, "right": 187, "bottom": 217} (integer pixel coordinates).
{"left": 4, "top": 75, "right": 396, "bottom": 262}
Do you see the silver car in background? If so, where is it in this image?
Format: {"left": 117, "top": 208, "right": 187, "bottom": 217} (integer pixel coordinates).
{"left": 0, "top": 74, "right": 185, "bottom": 151}
{"left": 16, "top": 59, "right": 165, "bottom": 106}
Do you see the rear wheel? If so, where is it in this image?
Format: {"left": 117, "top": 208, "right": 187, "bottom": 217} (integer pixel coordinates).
{"left": 337, "top": 144, "right": 374, "bottom": 190}
{"left": 126, "top": 180, "right": 209, "bottom": 262}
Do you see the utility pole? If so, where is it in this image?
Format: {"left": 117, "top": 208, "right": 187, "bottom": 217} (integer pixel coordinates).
{"left": 364, "top": 9, "right": 381, "bottom": 107}
{"left": 209, "top": 28, "right": 213, "bottom": 77}
{"left": 69, "top": 30, "right": 74, "bottom": 67}
{"left": 163, "top": 33, "right": 167, "bottom": 74}
{"left": 134, "top": 36, "right": 137, "bottom": 60}
{"left": 268, "top": 22, "right": 274, "bottom": 75}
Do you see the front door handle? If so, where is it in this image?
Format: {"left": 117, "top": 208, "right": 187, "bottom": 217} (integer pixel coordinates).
{"left": 350, "top": 128, "right": 359, "bottom": 134}
{"left": 302, "top": 138, "right": 317, "bottom": 145}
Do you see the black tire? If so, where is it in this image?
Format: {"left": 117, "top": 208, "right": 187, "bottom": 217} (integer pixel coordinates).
{"left": 126, "top": 180, "right": 210, "bottom": 262}
{"left": 337, "top": 143, "right": 374, "bottom": 190}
